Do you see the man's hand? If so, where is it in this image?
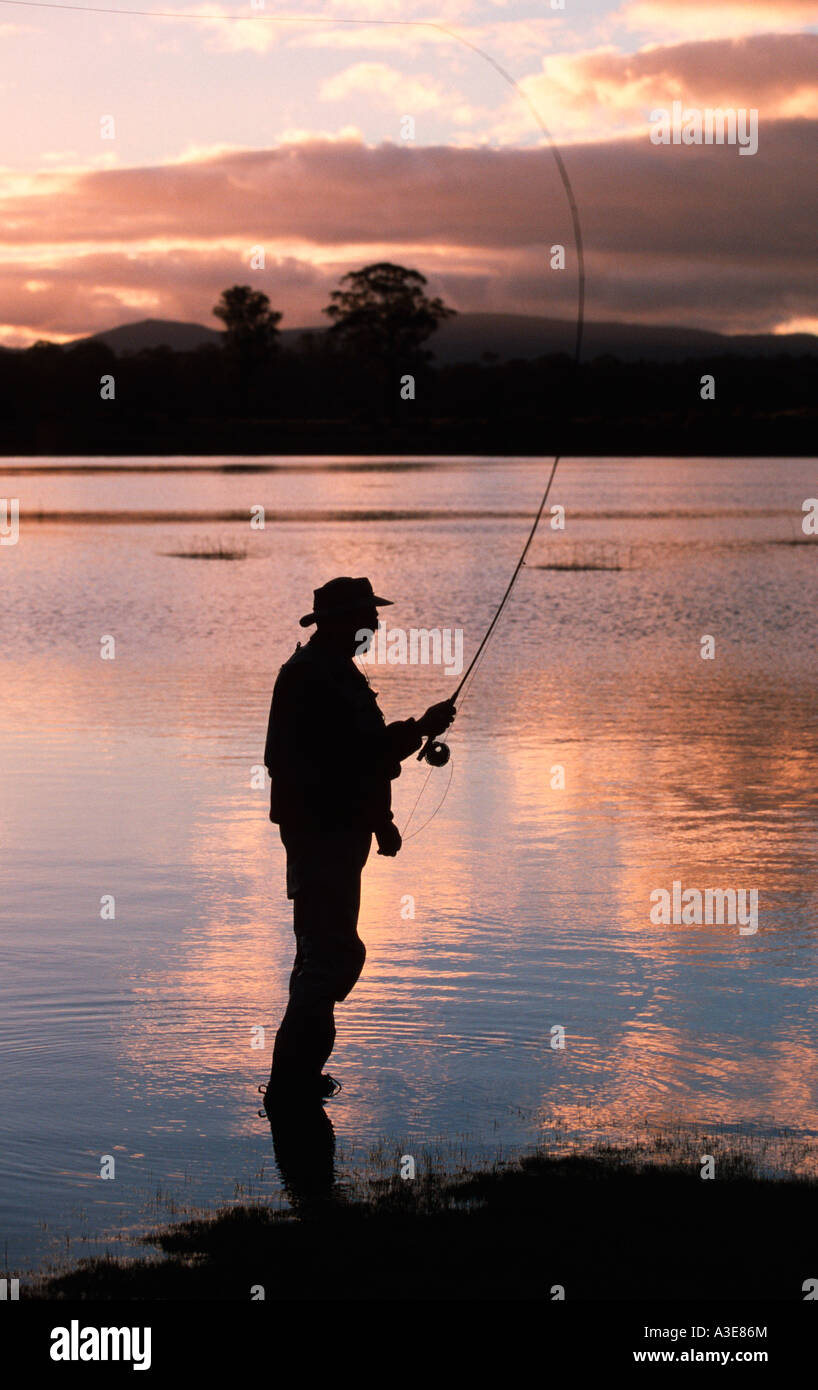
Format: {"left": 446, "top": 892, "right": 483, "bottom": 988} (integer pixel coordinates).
{"left": 376, "top": 821, "right": 403, "bottom": 857}
{"left": 418, "top": 698, "right": 456, "bottom": 739}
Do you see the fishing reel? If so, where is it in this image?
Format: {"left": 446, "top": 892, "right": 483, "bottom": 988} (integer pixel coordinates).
{"left": 418, "top": 738, "right": 451, "bottom": 767}
{"left": 417, "top": 697, "right": 457, "bottom": 766}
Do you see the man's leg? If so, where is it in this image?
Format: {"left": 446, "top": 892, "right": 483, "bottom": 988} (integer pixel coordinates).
{"left": 269, "top": 830, "right": 370, "bottom": 1091}
{"left": 287, "top": 939, "right": 304, "bottom": 995}
{"left": 271, "top": 921, "right": 332, "bottom": 1086}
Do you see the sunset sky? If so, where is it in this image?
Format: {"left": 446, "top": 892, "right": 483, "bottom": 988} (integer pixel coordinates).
{"left": 1, "top": 0, "right": 816, "bottom": 346}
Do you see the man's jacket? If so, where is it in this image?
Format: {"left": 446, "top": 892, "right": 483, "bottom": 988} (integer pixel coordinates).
{"left": 264, "top": 634, "right": 423, "bottom": 835}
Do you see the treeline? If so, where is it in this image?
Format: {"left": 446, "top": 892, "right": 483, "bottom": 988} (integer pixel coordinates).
{"left": 1, "top": 337, "right": 815, "bottom": 456}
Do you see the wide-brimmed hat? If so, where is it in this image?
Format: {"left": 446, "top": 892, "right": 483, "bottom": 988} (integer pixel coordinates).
{"left": 299, "top": 576, "right": 394, "bottom": 627}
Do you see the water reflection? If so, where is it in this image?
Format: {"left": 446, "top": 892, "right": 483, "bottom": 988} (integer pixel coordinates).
{"left": 1, "top": 456, "right": 817, "bottom": 1273}
{"left": 265, "top": 1104, "right": 337, "bottom": 1213}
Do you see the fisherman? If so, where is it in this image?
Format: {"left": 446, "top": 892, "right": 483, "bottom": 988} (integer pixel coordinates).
{"left": 262, "top": 576, "right": 455, "bottom": 1110}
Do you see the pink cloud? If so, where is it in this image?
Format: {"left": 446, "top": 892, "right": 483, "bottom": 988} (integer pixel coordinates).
{"left": 0, "top": 119, "right": 815, "bottom": 341}
{"left": 515, "top": 32, "right": 818, "bottom": 133}
{"left": 619, "top": 0, "right": 818, "bottom": 39}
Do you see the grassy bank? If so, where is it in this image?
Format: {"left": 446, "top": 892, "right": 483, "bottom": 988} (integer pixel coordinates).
{"left": 29, "top": 1129, "right": 817, "bottom": 1301}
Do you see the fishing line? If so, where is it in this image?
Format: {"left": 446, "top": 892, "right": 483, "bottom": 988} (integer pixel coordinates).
{"left": 398, "top": 41, "right": 587, "bottom": 833}
{"left": 400, "top": 751, "right": 455, "bottom": 843}
{"left": 421, "top": 457, "right": 561, "bottom": 719}
{"left": 403, "top": 456, "right": 562, "bottom": 838}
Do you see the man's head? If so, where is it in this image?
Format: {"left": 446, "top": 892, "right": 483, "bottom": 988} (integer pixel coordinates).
{"left": 317, "top": 604, "right": 379, "bottom": 656}
{"left": 300, "top": 576, "right": 392, "bottom": 656}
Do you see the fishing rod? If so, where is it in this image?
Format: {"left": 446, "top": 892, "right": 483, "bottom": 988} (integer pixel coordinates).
{"left": 413, "top": 125, "right": 586, "bottom": 774}
{"left": 416, "top": 454, "right": 562, "bottom": 767}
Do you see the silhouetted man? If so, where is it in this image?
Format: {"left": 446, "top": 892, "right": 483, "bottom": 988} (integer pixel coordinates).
{"left": 262, "top": 577, "right": 455, "bottom": 1110}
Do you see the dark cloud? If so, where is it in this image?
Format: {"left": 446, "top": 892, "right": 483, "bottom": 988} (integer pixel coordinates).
{"left": 2, "top": 118, "right": 815, "bottom": 337}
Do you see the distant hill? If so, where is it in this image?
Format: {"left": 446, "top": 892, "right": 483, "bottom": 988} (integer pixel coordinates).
{"left": 78, "top": 318, "right": 224, "bottom": 353}
{"left": 69, "top": 312, "right": 818, "bottom": 364}
{"left": 432, "top": 314, "right": 818, "bottom": 365}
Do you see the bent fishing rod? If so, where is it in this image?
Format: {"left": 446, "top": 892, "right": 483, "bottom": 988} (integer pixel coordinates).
{"left": 414, "top": 127, "right": 585, "bottom": 773}
{"left": 416, "top": 453, "right": 562, "bottom": 768}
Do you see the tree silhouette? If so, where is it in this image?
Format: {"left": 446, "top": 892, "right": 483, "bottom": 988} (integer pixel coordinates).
{"left": 213, "top": 285, "right": 282, "bottom": 412}
{"left": 323, "top": 263, "right": 455, "bottom": 424}
{"left": 213, "top": 285, "right": 282, "bottom": 349}
{"left": 323, "top": 262, "right": 455, "bottom": 365}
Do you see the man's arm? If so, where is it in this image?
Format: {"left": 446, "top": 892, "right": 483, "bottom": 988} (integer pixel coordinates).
{"left": 383, "top": 717, "right": 424, "bottom": 763}
{"left": 384, "top": 698, "right": 456, "bottom": 763}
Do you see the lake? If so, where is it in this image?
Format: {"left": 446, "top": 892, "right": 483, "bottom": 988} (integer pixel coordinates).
{"left": 1, "top": 455, "right": 817, "bottom": 1278}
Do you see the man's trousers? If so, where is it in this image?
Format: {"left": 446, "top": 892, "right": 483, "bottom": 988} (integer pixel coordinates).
{"left": 270, "top": 827, "right": 372, "bottom": 1085}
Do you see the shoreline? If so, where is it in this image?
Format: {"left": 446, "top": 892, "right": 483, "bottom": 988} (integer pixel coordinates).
{"left": 26, "top": 1132, "right": 818, "bottom": 1301}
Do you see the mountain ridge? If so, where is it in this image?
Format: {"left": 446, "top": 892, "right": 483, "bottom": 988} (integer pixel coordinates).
{"left": 58, "top": 312, "right": 818, "bottom": 364}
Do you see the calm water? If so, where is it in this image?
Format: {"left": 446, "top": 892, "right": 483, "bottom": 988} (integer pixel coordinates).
{"left": 1, "top": 455, "right": 817, "bottom": 1277}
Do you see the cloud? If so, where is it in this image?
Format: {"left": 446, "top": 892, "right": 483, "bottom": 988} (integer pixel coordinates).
{"left": 319, "top": 62, "right": 480, "bottom": 124}
{"left": 775, "top": 315, "right": 818, "bottom": 334}
{"left": 185, "top": 0, "right": 566, "bottom": 76}
{"left": 0, "top": 122, "right": 815, "bottom": 342}
{"left": 618, "top": 0, "right": 818, "bottom": 40}
{"left": 508, "top": 33, "right": 818, "bottom": 140}
{"left": 192, "top": 0, "right": 474, "bottom": 57}
{"left": 293, "top": 14, "right": 565, "bottom": 63}
{"left": 321, "top": 62, "right": 451, "bottom": 112}
{"left": 0, "top": 247, "right": 327, "bottom": 345}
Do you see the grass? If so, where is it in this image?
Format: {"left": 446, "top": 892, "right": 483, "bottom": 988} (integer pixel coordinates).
{"left": 161, "top": 537, "right": 248, "bottom": 560}
{"left": 27, "top": 1128, "right": 818, "bottom": 1301}
{"left": 531, "top": 542, "right": 635, "bottom": 572}
{"left": 533, "top": 560, "right": 624, "bottom": 571}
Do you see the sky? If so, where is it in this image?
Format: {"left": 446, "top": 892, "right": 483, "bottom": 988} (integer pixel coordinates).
{"left": 0, "top": 0, "right": 816, "bottom": 346}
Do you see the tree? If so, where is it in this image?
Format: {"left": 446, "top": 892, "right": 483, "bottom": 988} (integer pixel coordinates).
{"left": 213, "top": 285, "right": 282, "bottom": 412}
{"left": 323, "top": 263, "right": 455, "bottom": 367}
{"left": 213, "top": 285, "right": 282, "bottom": 351}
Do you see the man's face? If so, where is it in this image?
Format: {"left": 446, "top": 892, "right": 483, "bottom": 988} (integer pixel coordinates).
{"left": 352, "top": 605, "right": 379, "bottom": 653}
